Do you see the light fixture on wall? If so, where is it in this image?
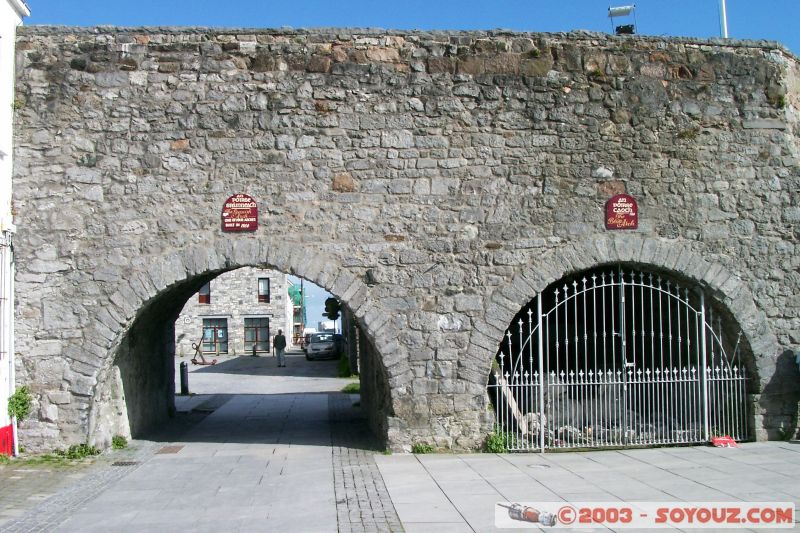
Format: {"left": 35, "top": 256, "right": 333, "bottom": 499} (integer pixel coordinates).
{"left": 608, "top": 5, "right": 637, "bottom": 35}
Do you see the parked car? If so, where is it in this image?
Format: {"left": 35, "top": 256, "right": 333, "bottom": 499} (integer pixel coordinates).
{"left": 305, "top": 332, "right": 338, "bottom": 360}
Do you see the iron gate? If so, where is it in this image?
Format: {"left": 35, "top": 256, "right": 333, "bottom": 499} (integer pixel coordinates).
{"left": 488, "top": 268, "right": 749, "bottom": 452}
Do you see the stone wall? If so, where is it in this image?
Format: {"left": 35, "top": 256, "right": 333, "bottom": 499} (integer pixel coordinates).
{"left": 11, "top": 26, "right": 799, "bottom": 451}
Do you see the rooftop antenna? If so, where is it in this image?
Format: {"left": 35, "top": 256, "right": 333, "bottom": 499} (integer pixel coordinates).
{"left": 719, "top": 0, "right": 729, "bottom": 38}
{"left": 608, "top": 4, "right": 637, "bottom": 36}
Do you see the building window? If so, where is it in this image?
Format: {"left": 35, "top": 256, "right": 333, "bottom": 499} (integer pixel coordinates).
{"left": 202, "top": 318, "right": 228, "bottom": 353}
{"left": 199, "top": 282, "right": 211, "bottom": 304}
{"left": 258, "top": 278, "right": 270, "bottom": 303}
{"left": 244, "top": 317, "right": 270, "bottom": 353}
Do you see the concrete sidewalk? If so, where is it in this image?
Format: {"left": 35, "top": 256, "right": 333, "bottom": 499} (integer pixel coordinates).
{"left": 376, "top": 442, "right": 800, "bottom": 532}
{"left": 3, "top": 352, "right": 798, "bottom": 532}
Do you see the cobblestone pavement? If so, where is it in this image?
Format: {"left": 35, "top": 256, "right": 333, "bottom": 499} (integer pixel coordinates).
{"left": 330, "top": 394, "right": 403, "bottom": 533}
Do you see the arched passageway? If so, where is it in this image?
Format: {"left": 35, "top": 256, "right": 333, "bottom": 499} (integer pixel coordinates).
{"left": 489, "top": 264, "right": 754, "bottom": 451}
{"left": 87, "top": 256, "right": 393, "bottom": 449}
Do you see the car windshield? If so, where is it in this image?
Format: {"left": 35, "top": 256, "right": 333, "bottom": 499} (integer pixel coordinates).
{"left": 310, "top": 333, "right": 333, "bottom": 343}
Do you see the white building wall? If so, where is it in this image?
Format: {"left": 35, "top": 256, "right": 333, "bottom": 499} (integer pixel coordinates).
{"left": 174, "top": 267, "right": 293, "bottom": 358}
{"left": 0, "top": 0, "right": 28, "bottom": 450}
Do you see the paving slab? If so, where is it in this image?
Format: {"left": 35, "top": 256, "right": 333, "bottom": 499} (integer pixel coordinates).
{"left": 377, "top": 443, "right": 800, "bottom": 532}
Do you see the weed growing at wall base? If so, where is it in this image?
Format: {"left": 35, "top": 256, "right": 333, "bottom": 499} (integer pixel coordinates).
{"left": 341, "top": 382, "right": 360, "bottom": 394}
{"left": 411, "top": 443, "right": 434, "bottom": 454}
{"left": 484, "top": 428, "right": 516, "bottom": 453}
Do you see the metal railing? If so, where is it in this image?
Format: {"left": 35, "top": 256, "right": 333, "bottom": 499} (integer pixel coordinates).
{"left": 488, "top": 268, "right": 750, "bottom": 452}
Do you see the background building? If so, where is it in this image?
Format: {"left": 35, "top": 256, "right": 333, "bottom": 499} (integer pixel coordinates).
{"left": 174, "top": 267, "right": 294, "bottom": 357}
{"left": 0, "top": 0, "right": 29, "bottom": 457}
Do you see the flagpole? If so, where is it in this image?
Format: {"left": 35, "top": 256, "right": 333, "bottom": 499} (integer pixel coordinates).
{"left": 719, "top": 0, "right": 729, "bottom": 38}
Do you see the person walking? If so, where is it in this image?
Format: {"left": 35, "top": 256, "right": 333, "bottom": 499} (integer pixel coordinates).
{"left": 273, "top": 329, "right": 287, "bottom": 367}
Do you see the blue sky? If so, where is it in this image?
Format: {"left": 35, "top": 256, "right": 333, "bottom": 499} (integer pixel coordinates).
{"left": 24, "top": 1, "right": 799, "bottom": 53}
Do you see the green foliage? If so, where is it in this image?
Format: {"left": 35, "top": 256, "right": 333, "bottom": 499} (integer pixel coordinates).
{"left": 59, "top": 443, "right": 100, "bottom": 460}
{"left": 411, "top": 443, "right": 434, "bottom": 454}
{"left": 12, "top": 98, "right": 25, "bottom": 110}
{"left": 111, "top": 435, "right": 128, "bottom": 449}
{"left": 381, "top": 449, "right": 392, "bottom": 455}
{"left": 484, "top": 429, "right": 515, "bottom": 453}
{"left": 15, "top": 443, "right": 101, "bottom": 467}
{"left": 8, "top": 386, "right": 32, "bottom": 422}
{"left": 323, "top": 297, "right": 341, "bottom": 321}
{"left": 0, "top": 453, "right": 10, "bottom": 465}
{"left": 341, "top": 382, "right": 360, "bottom": 394}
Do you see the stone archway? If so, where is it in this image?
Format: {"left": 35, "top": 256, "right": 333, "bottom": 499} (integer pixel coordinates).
{"left": 469, "top": 234, "right": 779, "bottom": 441}
{"left": 12, "top": 27, "right": 799, "bottom": 451}
{"left": 76, "top": 237, "right": 398, "bottom": 448}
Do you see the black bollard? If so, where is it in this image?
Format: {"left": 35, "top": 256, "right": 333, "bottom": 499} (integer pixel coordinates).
{"left": 180, "top": 361, "right": 189, "bottom": 395}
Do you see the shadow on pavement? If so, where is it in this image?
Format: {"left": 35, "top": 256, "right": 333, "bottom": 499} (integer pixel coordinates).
{"left": 187, "top": 350, "right": 339, "bottom": 378}
{"left": 141, "top": 392, "right": 380, "bottom": 451}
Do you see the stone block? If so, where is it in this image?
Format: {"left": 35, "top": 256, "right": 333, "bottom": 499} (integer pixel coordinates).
{"left": 48, "top": 391, "right": 72, "bottom": 405}
{"left": 427, "top": 56, "right": 455, "bottom": 74}
{"left": 381, "top": 130, "right": 414, "bottom": 149}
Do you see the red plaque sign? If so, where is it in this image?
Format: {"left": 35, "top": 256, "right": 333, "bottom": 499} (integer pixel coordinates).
{"left": 221, "top": 194, "right": 258, "bottom": 232}
{"left": 605, "top": 194, "right": 638, "bottom": 230}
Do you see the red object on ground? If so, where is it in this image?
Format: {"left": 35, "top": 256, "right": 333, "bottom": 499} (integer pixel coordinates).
{"left": 0, "top": 424, "right": 13, "bottom": 456}
{"left": 711, "top": 435, "right": 738, "bottom": 448}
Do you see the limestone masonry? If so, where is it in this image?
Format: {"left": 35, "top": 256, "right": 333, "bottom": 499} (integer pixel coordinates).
{"left": 11, "top": 26, "right": 800, "bottom": 451}
{"left": 174, "top": 267, "right": 293, "bottom": 358}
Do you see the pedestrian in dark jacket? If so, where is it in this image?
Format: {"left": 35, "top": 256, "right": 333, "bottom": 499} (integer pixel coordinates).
{"left": 274, "top": 330, "right": 287, "bottom": 367}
